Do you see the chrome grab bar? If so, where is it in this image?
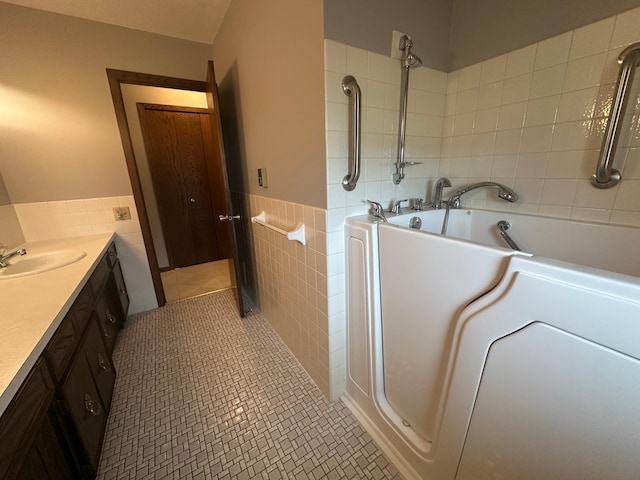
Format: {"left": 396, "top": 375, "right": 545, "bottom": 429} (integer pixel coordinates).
{"left": 591, "top": 42, "right": 640, "bottom": 189}
{"left": 342, "top": 75, "right": 361, "bottom": 191}
{"left": 497, "top": 221, "right": 522, "bottom": 251}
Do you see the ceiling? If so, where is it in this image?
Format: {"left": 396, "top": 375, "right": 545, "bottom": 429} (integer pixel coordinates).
{"left": 1, "top": 0, "right": 232, "bottom": 44}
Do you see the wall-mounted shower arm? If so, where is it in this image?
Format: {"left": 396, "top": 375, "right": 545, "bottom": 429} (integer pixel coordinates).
{"left": 393, "top": 35, "right": 422, "bottom": 185}
{"left": 591, "top": 42, "right": 640, "bottom": 189}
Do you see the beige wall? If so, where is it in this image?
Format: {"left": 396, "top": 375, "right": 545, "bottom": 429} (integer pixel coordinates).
{"left": 323, "top": 0, "right": 640, "bottom": 72}
{"left": 0, "top": 2, "right": 211, "bottom": 204}
{"left": 0, "top": 173, "right": 10, "bottom": 206}
{"left": 324, "top": 0, "right": 452, "bottom": 71}
{"left": 449, "top": 0, "right": 640, "bottom": 70}
{"left": 121, "top": 85, "right": 208, "bottom": 269}
{"left": 212, "top": 0, "right": 326, "bottom": 209}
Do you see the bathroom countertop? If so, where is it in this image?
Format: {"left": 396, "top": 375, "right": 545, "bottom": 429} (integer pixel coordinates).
{"left": 0, "top": 233, "right": 115, "bottom": 417}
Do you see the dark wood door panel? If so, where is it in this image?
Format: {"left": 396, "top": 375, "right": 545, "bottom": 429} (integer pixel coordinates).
{"left": 139, "top": 107, "right": 196, "bottom": 267}
{"left": 138, "top": 104, "right": 222, "bottom": 268}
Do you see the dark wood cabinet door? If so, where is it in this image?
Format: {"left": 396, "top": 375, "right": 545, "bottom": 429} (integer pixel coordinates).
{"left": 15, "top": 410, "right": 76, "bottom": 480}
{"left": 46, "top": 311, "right": 80, "bottom": 382}
{"left": 60, "top": 350, "right": 107, "bottom": 474}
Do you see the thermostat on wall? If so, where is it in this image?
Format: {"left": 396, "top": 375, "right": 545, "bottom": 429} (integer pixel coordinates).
{"left": 258, "top": 168, "right": 268, "bottom": 188}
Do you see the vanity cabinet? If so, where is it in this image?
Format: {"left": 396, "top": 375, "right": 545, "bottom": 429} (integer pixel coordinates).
{"left": 0, "top": 240, "right": 129, "bottom": 480}
{"left": 0, "top": 358, "right": 73, "bottom": 480}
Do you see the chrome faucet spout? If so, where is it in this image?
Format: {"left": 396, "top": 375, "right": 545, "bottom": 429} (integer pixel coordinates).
{"left": 0, "top": 248, "right": 27, "bottom": 268}
{"left": 447, "top": 182, "right": 518, "bottom": 208}
{"left": 432, "top": 177, "right": 452, "bottom": 209}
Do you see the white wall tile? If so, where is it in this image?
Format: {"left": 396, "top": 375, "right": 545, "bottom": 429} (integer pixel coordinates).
{"left": 563, "top": 53, "right": 608, "bottom": 92}
{"left": 506, "top": 44, "right": 537, "bottom": 78}
{"left": 530, "top": 64, "right": 566, "bottom": 99}
{"left": 535, "top": 32, "right": 572, "bottom": 70}
{"left": 570, "top": 17, "right": 615, "bottom": 60}
{"left": 610, "top": 7, "right": 640, "bottom": 50}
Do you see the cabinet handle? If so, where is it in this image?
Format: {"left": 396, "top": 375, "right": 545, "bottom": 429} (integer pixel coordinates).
{"left": 97, "top": 353, "right": 112, "bottom": 373}
{"left": 107, "top": 314, "right": 117, "bottom": 324}
{"left": 84, "top": 394, "right": 102, "bottom": 416}
{"left": 120, "top": 288, "right": 128, "bottom": 295}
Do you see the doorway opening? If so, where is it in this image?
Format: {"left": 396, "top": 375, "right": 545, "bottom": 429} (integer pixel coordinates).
{"left": 106, "top": 65, "right": 245, "bottom": 313}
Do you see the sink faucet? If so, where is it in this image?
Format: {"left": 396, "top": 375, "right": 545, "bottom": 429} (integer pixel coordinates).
{"left": 0, "top": 246, "right": 27, "bottom": 268}
{"left": 447, "top": 182, "right": 518, "bottom": 208}
{"left": 432, "top": 177, "right": 452, "bottom": 209}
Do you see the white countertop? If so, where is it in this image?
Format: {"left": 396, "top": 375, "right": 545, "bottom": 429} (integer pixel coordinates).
{"left": 0, "top": 233, "right": 115, "bottom": 417}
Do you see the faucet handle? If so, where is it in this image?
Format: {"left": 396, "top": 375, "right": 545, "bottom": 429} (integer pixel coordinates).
{"left": 391, "top": 199, "right": 408, "bottom": 215}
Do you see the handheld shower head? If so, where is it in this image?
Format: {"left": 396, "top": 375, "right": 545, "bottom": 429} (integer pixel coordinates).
{"left": 399, "top": 34, "right": 422, "bottom": 69}
{"left": 404, "top": 52, "right": 422, "bottom": 68}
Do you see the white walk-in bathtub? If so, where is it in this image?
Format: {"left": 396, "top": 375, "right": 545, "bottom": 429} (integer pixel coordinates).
{"left": 344, "top": 208, "right": 640, "bottom": 480}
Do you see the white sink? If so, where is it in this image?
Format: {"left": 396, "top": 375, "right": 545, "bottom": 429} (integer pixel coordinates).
{"left": 0, "top": 249, "right": 87, "bottom": 279}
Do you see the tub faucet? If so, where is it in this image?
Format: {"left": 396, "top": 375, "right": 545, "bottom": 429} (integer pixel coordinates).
{"left": 366, "top": 200, "right": 388, "bottom": 223}
{"left": 0, "top": 246, "right": 27, "bottom": 268}
{"left": 447, "top": 182, "right": 518, "bottom": 209}
{"left": 432, "top": 177, "right": 452, "bottom": 209}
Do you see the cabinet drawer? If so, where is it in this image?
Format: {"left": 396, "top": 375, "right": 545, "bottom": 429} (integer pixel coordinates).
{"left": 82, "top": 314, "right": 116, "bottom": 413}
{"left": 0, "top": 359, "right": 55, "bottom": 479}
{"left": 45, "top": 311, "right": 79, "bottom": 382}
{"left": 61, "top": 349, "right": 107, "bottom": 473}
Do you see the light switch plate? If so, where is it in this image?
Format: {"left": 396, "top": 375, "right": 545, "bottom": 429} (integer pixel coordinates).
{"left": 113, "top": 207, "right": 131, "bottom": 221}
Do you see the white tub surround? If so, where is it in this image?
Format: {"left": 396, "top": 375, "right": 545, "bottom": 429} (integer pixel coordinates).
{"left": 344, "top": 210, "right": 640, "bottom": 479}
{"left": 0, "top": 233, "right": 114, "bottom": 416}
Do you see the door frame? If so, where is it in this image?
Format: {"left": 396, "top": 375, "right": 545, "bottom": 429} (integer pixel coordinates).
{"left": 106, "top": 69, "right": 208, "bottom": 307}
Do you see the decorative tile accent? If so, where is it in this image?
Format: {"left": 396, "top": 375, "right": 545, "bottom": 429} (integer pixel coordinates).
{"left": 97, "top": 291, "right": 402, "bottom": 480}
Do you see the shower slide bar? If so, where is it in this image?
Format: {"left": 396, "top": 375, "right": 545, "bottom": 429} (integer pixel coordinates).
{"left": 497, "top": 221, "right": 522, "bottom": 251}
{"left": 251, "top": 211, "right": 306, "bottom": 245}
{"left": 342, "top": 75, "right": 361, "bottom": 191}
{"left": 591, "top": 42, "right": 640, "bottom": 189}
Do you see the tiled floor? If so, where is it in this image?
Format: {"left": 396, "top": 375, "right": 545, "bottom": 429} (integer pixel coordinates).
{"left": 161, "top": 260, "right": 232, "bottom": 302}
{"left": 97, "top": 290, "right": 402, "bottom": 480}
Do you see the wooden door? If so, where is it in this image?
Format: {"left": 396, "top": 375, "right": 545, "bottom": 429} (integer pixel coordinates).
{"left": 138, "top": 104, "right": 224, "bottom": 269}
{"left": 206, "top": 61, "right": 245, "bottom": 316}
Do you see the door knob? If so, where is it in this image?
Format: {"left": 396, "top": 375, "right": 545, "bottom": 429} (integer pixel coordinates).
{"left": 189, "top": 198, "right": 196, "bottom": 203}
{"left": 219, "top": 214, "right": 240, "bottom": 221}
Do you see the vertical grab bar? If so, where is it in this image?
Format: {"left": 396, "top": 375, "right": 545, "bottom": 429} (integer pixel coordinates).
{"left": 591, "top": 42, "right": 640, "bottom": 189}
{"left": 342, "top": 75, "right": 361, "bottom": 191}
